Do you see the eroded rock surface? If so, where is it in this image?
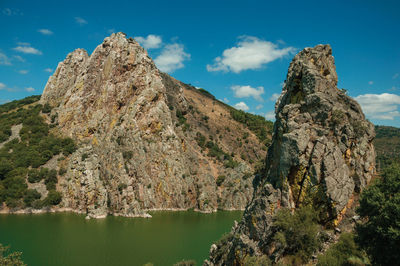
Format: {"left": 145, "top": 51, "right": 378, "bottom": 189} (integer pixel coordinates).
{"left": 41, "top": 33, "right": 267, "bottom": 218}
{"left": 206, "top": 44, "right": 375, "bottom": 264}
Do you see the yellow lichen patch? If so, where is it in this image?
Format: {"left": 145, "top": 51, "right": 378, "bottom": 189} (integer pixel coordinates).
{"left": 150, "top": 121, "right": 163, "bottom": 134}
{"left": 103, "top": 56, "right": 113, "bottom": 79}
{"left": 109, "top": 117, "right": 118, "bottom": 129}
{"left": 75, "top": 80, "right": 84, "bottom": 91}
{"left": 181, "top": 139, "right": 186, "bottom": 152}
{"left": 92, "top": 135, "right": 98, "bottom": 146}
{"left": 251, "top": 215, "right": 257, "bottom": 227}
{"left": 288, "top": 165, "right": 306, "bottom": 206}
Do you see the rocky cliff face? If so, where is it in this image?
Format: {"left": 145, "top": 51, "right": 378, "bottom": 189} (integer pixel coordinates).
{"left": 206, "top": 45, "right": 375, "bottom": 264}
{"left": 41, "top": 33, "right": 269, "bottom": 218}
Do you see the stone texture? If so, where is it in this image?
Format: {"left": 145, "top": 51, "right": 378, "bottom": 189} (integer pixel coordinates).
{"left": 41, "top": 33, "right": 267, "bottom": 218}
{"left": 206, "top": 45, "right": 375, "bottom": 265}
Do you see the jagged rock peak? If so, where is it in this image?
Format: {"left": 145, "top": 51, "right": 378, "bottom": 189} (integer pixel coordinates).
{"left": 206, "top": 44, "right": 375, "bottom": 265}
{"left": 39, "top": 32, "right": 264, "bottom": 219}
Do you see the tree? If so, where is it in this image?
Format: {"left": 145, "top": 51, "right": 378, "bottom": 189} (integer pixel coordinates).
{"left": 355, "top": 163, "right": 400, "bottom": 265}
{"left": 0, "top": 244, "right": 25, "bottom": 266}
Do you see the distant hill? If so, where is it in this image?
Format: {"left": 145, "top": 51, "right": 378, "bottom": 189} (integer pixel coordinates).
{"left": 374, "top": 125, "right": 400, "bottom": 169}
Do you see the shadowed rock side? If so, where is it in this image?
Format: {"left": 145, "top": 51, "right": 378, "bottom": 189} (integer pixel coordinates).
{"left": 41, "top": 33, "right": 269, "bottom": 218}
{"left": 206, "top": 45, "right": 375, "bottom": 264}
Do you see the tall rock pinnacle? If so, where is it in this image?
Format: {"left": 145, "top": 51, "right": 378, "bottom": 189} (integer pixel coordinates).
{"left": 206, "top": 44, "right": 375, "bottom": 264}
{"left": 40, "top": 33, "right": 267, "bottom": 218}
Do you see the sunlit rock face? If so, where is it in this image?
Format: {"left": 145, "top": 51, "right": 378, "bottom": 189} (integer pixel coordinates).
{"left": 206, "top": 44, "right": 375, "bottom": 265}
{"left": 41, "top": 33, "right": 269, "bottom": 218}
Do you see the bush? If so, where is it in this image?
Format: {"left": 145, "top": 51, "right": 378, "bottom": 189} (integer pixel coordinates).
{"left": 355, "top": 163, "right": 400, "bottom": 265}
{"left": 216, "top": 175, "right": 226, "bottom": 186}
{"left": 23, "top": 189, "right": 41, "bottom": 207}
{"left": 44, "top": 190, "right": 62, "bottom": 205}
{"left": 273, "top": 206, "right": 322, "bottom": 263}
{"left": 317, "top": 233, "right": 369, "bottom": 266}
{"left": 0, "top": 243, "right": 25, "bottom": 266}
{"left": 173, "top": 260, "right": 196, "bottom": 266}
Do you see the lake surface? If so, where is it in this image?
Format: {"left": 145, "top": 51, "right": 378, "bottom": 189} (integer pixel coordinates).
{"left": 0, "top": 210, "right": 242, "bottom": 266}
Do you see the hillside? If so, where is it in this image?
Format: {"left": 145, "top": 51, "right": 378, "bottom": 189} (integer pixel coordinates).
{"left": 0, "top": 32, "right": 273, "bottom": 218}
{"left": 374, "top": 125, "right": 400, "bottom": 169}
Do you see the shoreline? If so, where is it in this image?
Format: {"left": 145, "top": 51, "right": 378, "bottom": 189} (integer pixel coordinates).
{"left": 0, "top": 206, "right": 244, "bottom": 219}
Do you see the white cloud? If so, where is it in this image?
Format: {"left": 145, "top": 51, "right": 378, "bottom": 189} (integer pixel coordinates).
{"left": 231, "top": 85, "right": 264, "bottom": 101}
{"left": 2, "top": 8, "right": 22, "bottom": 16}
{"left": 154, "top": 43, "right": 190, "bottom": 73}
{"left": 19, "top": 70, "right": 28, "bottom": 74}
{"left": 265, "top": 111, "right": 275, "bottom": 120}
{"left": 25, "top": 87, "right": 35, "bottom": 92}
{"left": 233, "top": 102, "right": 249, "bottom": 111}
{"left": 75, "top": 17, "right": 87, "bottom": 25}
{"left": 13, "top": 55, "right": 25, "bottom": 62}
{"left": 368, "top": 81, "right": 374, "bottom": 85}
{"left": 0, "top": 52, "right": 11, "bottom": 65}
{"left": 135, "top": 34, "right": 162, "bottom": 50}
{"left": 17, "top": 42, "right": 30, "bottom": 46}
{"left": 13, "top": 44, "right": 42, "bottom": 55}
{"left": 38, "top": 29, "right": 53, "bottom": 35}
{"left": 223, "top": 97, "right": 229, "bottom": 103}
{"left": 393, "top": 73, "right": 399, "bottom": 79}
{"left": 0, "top": 99, "right": 11, "bottom": 104}
{"left": 0, "top": 82, "right": 16, "bottom": 92}
{"left": 44, "top": 68, "right": 53, "bottom": 73}
{"left": 355, "top": 93, "right": 400, "bottom": 120}
{"left": 207, "top": 36, "right": 295, "bottom": 73}
{"left": 269, "top": 93, "right": 280, "bottom": 101}
{"left": 256, "top": 104, "right": 263, "bottom": 110}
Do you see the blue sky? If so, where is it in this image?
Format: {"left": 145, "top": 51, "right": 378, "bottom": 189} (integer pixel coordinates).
{"left": 0, "top": 0, "right": 399, "bottom": 126}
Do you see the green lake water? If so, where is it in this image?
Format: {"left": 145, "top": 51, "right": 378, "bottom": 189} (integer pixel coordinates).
{"left": 0, "top": 210, "right": 242, "bottom": 266}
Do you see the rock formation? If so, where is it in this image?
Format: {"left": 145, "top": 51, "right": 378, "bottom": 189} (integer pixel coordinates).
{"left": 41, "top": 33, "right": 270, "bottom": 218}
{"left": 206, "top": 45, "right": 375, "bottom": 264}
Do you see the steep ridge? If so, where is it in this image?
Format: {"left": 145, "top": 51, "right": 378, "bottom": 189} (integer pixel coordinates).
{"left": 40, "top": 32, "right": 271, "bottom": 218}
{"left": 206, "top": 45, "right": 375, "bottom": 264}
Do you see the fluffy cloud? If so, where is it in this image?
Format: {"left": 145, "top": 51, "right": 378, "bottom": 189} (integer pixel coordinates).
{"left": 368, "top": 81, "right": 374, "bottom": 85}
{"left": 44, "top": 68, "right": 53, "bottom": 73}
{"left": 231, "top": 85, "right": 264, "bottom": 101}
{"left": 233, "top": 102, "right": 249, "bottom": 111}
{"left": 38, "top": 29, "right": 53, "bottom": 35}
{"left": 135, "top": 34, "right": 162, "bottom": 49}
{"left": 154, "top": 43, "right": 190, "bottom": 73}
{"left": 207, "top": 36, "right": 295, "bottom": 73}
{"left": 13, "top": 55, "right": 25, "bottom": 62}
{"left": 75, "top": 17, "right": 87, "bottom": 25}
{"left": 13, "top": 43, "right": 42, "bottom": 55}
{"left": 0, "top": 52, "right": 11, "bottom": 65}
{"left": 19, "top": 70, "right": 28, "bottom": 74}
{"left": 269, "top": 93, "right": 280, "bottom": 101}
{"left": 0, "top": 82, "right": 5, "bottom": 90}
{"left": 355, "top": 93, "right": 400, "bottom": 120}
{"left": 25, "top": 87, "right": 35, "bottom": 92}
{"left": 256, "top": 104, "right": 263, "bottom": 110}
{"left": 265, "top": 111, "right": 275, "bottom": 120}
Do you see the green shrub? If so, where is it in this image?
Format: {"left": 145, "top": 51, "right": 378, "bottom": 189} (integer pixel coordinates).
{"left": 273, "top": 206, "right": 322, "bottom": 263}
{"left": 317, "top": 233, "right": 369, "bottom": 266}
{"left": 173, "top": 260, "right": 196, "bottom": 266}
{"left": 0, "top": 243, "right": 26, "bottom": 266}
{"left": 44, "top": 190, "right": 62, "bottom": 205}
{"left": 216, "top": 175, "right": 226, "bottom": 186}
{"left": 23, "top": 189, "right": 41, "bottom": 207}
{"left": 355, "top": 163, "right": 400, "bottom": 265}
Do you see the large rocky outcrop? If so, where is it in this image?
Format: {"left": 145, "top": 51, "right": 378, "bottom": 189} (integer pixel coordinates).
{"left": 41, "top": 33, "right": 269, "bottom": 218}
{"left": 206, "top": 45, "right": 375, "bottom": 264}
